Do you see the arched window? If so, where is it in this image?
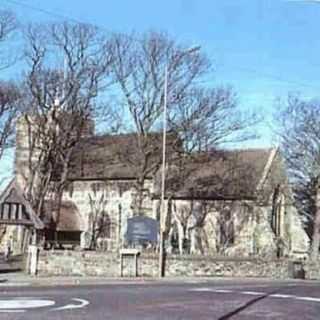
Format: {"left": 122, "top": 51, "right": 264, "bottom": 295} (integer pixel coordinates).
{"left": 271, "top": 185, "right": 282, "bottom": 237}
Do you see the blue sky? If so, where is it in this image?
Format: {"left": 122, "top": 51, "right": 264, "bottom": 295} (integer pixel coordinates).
{"left": 1, "top": 0, "right": 320, "bottom": 182}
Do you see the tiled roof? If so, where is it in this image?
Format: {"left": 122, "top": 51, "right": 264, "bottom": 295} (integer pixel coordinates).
{"left": 156, "top": 148, "right": 276, "bottom": 200}
{"left": 69, "top": 131, "right": 277, "bottom": 200}
{"left": 43, "top": 200, "right": 84, "bottom": 231}
{"left": 68, "top": 132, "right": 180, "bottom": 180}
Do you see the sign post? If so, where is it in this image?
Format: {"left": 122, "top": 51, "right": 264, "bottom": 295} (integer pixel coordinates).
{"left": 124, "top": 216, "right": 158, "bottom": 277}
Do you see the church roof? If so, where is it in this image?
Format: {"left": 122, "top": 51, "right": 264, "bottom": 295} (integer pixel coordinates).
{"left": 68, "top": 132, "right": 180, "bottom": 180}
{"left": 68, "top": 130, "right": 281, "bottom": 201}
{"left": 43, "top": 200, "right": 84, "bottom": 232}
{"left": 154, "top": 148, "right": 281, "bottom": 200}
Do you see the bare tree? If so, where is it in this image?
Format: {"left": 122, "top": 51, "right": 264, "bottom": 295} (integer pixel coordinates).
{"left": 0, "top": 11, "right": 21, "bottom": 183}
{"left": 169, "top": 86, "right": 258, "bottom": 151}
{"left": 108, "top": 31, "right": 208, "bottom": 213}
{"left": 87, "top": 184, "right": 113, "bottom": 250}
{"left": 0, "top": 10, "right": 17, "bottom": 70}
{"left": 109, "top": 31, "right": 259, "bottom": 215}
{"left": 276, "top": 95, "right": 318, "bottom": 259}
{"left": 0, "top": 82, "right": 20, "bottom": 160}
{"left": 21, "top": 22, "right": 113, "bottom": 235}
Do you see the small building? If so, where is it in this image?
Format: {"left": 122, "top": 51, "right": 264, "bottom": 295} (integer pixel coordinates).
{"left": 0, "top": 179, "right": 44, "bottom": 254}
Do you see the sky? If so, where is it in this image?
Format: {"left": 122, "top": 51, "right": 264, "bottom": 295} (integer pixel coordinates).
{"left": 1, "top": 0, "right": 320, "bottom": 183}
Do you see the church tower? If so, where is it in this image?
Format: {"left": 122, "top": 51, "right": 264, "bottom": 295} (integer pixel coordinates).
{"left": 14, "top": 110, "right": 95, "bottom": 189}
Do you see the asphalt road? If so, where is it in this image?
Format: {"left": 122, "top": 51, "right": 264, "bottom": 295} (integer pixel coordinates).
{"left": 0, "top": 279, "right": 320, "bottom": 319}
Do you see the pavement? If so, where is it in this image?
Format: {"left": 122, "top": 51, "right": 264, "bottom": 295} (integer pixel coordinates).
{"left": 0, "top": 271, "right": 316, "bottom": 287}
{"left": 0, "top": 274, "right": 320, "bottom": 319}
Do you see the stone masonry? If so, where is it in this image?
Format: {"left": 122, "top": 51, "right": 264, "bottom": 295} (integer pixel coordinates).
{"left": 37, "top": 250, "right": 301, "bottom": 279}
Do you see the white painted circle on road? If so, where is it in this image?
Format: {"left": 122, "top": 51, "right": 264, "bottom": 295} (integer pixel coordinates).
{"left": 0, "top": 299, "right": 55, "bottom": 309}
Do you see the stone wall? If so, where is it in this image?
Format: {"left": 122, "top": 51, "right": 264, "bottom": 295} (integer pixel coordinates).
{"left": 140, "top": 254, "right": 293, "bottom": 279}
{"left": 37, "top": 250, "right": 297, "bottom": 279}
{"left": 303, "top": 260, "right": 320, "bottom": 280}
{"left": 37, "top": 250, "right": 119, "bottom": 277}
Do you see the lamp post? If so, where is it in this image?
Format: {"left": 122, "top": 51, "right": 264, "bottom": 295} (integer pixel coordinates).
{"left": 159, "top": 45, "right": 201, "bottom": 278}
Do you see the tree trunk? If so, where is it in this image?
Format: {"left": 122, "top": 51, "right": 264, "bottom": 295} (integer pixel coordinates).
{"left": 189, "top": 228, "right": 197, "bottom": 254}
{"left": 53, "top": 187, "right": 63, "bottom": 244}
{"left": 167, "top": 227, "right": 174, "bottom": 253}
{"left": 311, "top": 186, "right": 320, "bottom": 260}
{"left": 177, "top": 222, "right": 184, "bottom": 254}
{"left": 133, "top": 178, "right": 145, "bottom": 215}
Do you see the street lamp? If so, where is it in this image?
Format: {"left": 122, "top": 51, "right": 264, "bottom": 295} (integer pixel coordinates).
{"left": 159, "top": 45, "right": 201, "bottom": 278}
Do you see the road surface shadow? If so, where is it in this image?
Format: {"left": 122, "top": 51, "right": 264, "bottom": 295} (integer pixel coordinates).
{"left": 0, "top": 268, "right": 22, "bottom": 274}
{"left": 0, "top": 254, "right": 24, "bottom": 274}
{"left": 218, "top": 289, "right": 280, "bottom": 320}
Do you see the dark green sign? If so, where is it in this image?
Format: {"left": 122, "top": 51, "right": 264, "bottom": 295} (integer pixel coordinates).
{"left": 126, "top": 216, "right": 158, "bottom": 243}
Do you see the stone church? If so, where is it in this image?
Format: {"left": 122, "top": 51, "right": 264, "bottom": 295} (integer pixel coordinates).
{"left": 0, "top": 116, "right": 309, "bottom": 258}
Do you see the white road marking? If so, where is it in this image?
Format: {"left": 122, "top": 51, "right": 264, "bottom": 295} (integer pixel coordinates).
{"left": 191, "top": 288, "right": 214, "bottom": 292}
{"left": 192, "top": 284, "right": 296, "bottom": 290}
{"left": 11, "top": 297, "right": 39, "bottom": 300}
{"left": 0, "top": 299, "right": 55, "bottom": 310}
{"left": 0, "top": 310, "right": 25, "bottom": 313}
{"left": 190, "top": 288, "right": 320, "bottom": 304}
{"left": 241, "top": 291, "right": 265, "bottom": 296}
{"left": 191, "top": 288, "right": 233, "bottom": 293}
{"left": 0, "top": 297, "right": 90, "bottom": 313}
{"left": 294, "top": 296, "right": 320, "bottom": 303}
{"left": 270, "top": 294, "right": 295, "bottom": 299}
{"left": 52, "top": 298, "right": 89, "bottom": 311}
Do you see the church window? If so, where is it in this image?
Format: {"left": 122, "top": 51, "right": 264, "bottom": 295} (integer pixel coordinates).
{"left": 271, "top": 186, "right": 282, "bottom": 237}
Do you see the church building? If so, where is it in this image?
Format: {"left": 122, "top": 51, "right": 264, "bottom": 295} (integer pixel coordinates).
{"left": 0, "top": 116, "right": 309, "bottom": 258}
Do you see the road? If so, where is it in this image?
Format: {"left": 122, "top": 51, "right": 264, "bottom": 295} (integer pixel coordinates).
{"left": 0, "top": 279, "right": 319, "bottom": 319}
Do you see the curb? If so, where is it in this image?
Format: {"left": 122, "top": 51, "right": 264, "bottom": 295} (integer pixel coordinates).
{"left": 0, "top": 276, "right": 319, "bottom": 288}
